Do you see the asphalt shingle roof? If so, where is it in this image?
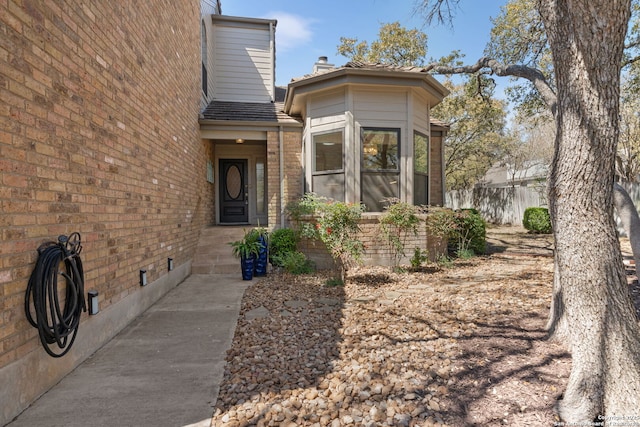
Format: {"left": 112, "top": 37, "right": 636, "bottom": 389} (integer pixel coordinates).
{"left": 200, "top": 87, "right": 300, "bottom": 124}
{"left": 200, "top": 101, "right": 297, "bottom": 123}
{"left": 290, "top": 61, "right": 439, "bottom": 83}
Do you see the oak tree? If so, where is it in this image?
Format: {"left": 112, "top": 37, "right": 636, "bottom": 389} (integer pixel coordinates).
{"left": 433, "top": 76, "right": 510, "bottom": 190}
{"left": 337, "top": 21, "right": 428, "bottom": 66}
{"left": 337, "top": 23, "right": 510, "bottom": 191}
{"left": 418, "top": 0, "right": 640, "bottom": 422}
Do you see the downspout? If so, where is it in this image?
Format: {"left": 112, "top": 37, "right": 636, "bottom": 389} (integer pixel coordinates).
{"left": 279, "top": 125, "right": 285, "bottom": 227}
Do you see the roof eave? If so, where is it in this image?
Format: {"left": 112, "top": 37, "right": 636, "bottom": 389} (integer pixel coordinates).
{"left": 199, "top": 118, "right": 303, "bottom": 129}
{"left": 211, "top": 14, "right": 277, "bottom": 27}
{"left": 284, "top": 67, "right": 450, "bottom": 115}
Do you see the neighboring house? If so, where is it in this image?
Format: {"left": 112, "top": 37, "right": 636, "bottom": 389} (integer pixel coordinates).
{"left": 478, "top": 162, "right": 549, "bottom": 189}
{"left": 0, "top": 3, "right": 449, "bottom": 424}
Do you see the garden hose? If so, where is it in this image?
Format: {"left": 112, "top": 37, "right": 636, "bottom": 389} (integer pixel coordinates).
{"left": 25, "top": 232, "right": 86, "bottom": 358}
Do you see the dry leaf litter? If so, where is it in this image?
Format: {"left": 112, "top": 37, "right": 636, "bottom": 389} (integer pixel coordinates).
{"left": 210, "top": 227, "right": 637, "bottom": 427}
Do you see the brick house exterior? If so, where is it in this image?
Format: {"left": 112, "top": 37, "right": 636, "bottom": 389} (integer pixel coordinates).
{"left": 0, "top": 3, "right": 448, "bottom": 423}
{"left": 0, "top": 1, "right": 212, "bottom": 423}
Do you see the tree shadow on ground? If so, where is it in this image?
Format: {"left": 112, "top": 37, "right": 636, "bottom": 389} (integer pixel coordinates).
{"left": 210, "top": 227, "right": 566, "bottom": 425}
{"left": 328, "top": 297, "right": 569, "bottom": 426}
{"left": 438, "top": 312, "right": 570, "bottom": 426}
{"left": 348, "top": 270, "right": 395, "bottom": 287}
{"left": 485, "top": 231, "right": 554, "bottom": 257}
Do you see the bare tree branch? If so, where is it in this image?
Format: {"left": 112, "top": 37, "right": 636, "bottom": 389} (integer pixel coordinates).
{"left": 423, "top": 57, "right": 558, "bottom": 116}
{"left": 624, "top": 53, "right": 640, "bottom": 66}
{"left": 415, "top": 0, "right": 461, "bottom": 27}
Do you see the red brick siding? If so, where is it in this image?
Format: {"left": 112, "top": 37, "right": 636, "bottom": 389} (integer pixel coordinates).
{"left": 0, "top": 0, "right": 205, "bottom": 368}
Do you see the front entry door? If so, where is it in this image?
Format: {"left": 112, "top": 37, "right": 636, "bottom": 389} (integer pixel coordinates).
{"left": 219, "top": 159, "right": 249, "bottom": 223}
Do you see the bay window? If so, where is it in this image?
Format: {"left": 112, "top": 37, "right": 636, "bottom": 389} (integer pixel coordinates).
{"left": 361, "top": 127, "right": 400, "bottom": 211}
{"left": 413, "top": 131, "right": 429, "bottom": 206}
{"left": 312, "top": 130, "right": 345, "bottom": 201}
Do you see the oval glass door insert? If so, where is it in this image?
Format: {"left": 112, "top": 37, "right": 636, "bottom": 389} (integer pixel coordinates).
{"left": 226, "top": 165, "right": 242, "bottom": 200}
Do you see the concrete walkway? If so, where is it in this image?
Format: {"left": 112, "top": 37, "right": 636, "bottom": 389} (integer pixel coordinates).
{"left": 7, "top": 274, "right": 251, "bottom": 427}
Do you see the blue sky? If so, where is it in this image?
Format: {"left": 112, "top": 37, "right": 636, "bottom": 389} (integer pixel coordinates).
{"left": 222, "top": 0, "right": 506, "bottom": 86}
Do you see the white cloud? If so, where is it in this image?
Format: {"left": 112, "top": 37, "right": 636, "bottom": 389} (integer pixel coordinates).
{"left": 262, "top": 11, "right": 314, "bottom": 52}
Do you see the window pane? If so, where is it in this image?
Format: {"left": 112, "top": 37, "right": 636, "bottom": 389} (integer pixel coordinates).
{"left": 362, "top": 128, "right": 399, "bottom": 170}
{"left": 314, "top": 131, "right": 343, "bottom": 172}
{"left": 414, "top": 173, "right": 428, "bottom": 206}
{"left": 256, "top": 160, "right": 265, "bottom": 214}
{"left": 414, "top": 131, "right": 428, "bottom": 174}
{"left": 312, "top": 173, "right": 345, "bottom": 201}
{"left": 361, "top": 172, "right": 399, "bottom": 212}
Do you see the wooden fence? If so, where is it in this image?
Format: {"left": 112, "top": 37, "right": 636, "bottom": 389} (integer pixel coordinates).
{"left": 446, "top": 181, "right": 640, "bottom": 231}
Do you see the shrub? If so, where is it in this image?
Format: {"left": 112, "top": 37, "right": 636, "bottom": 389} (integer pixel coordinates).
{"left": 427, "top": 208, "right": 486, "bottom": 257}
{"left": 523, "top": 207, "right": 552, "bottom": 234}
{"left": 287, "top": 193, "right": 365, "bottom": 281}
{"left": 379, "top": 198, "right": 421, "bottom": 268}
{"left": 274, "top": 251, "right": 315, "bottom": 274}
{"left": 269, "top": 227, "right": 298, "bottom": 267}
{"left": 410, "top": 247, "right": 428, "bottom": 269}
{"left": 458, "top": 209, "right": 487, "bottom": 255}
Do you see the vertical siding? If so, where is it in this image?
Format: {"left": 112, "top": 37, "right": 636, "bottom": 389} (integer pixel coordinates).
{"left": 412, "top": 97, "right": 430, "bottom": 134}
{"left": 212, "top": 24, "right": 273, "bottom": 102}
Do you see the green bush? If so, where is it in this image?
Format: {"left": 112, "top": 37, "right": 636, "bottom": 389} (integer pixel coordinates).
{"left": 427, "top": 208, "right": 486, "bottom": 257}
{"left": 268, "top": 227, "right": 298, "bottom": 267}
{"left": 523, "top": 207, "right": 552, "bottom": 234}
{"left": 287, "top": 193, "right": 365, "bottom": 281}
{"left": 379, "top": 199, "right": 421, "bottom": 268}
{"left": 459, "top": 209, "right": 486, "bottom": 255}
{"left": 274, "top": 251, "right": 315, "bottom": 274}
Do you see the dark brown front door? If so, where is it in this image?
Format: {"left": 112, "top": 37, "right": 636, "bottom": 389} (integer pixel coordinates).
{"left": 219, "top": 159, "right": 248, "bottom": 223}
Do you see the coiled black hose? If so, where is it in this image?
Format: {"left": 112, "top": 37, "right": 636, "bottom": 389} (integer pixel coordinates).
{"left": 25, "top": 233, "right": 86, "bottom": 358}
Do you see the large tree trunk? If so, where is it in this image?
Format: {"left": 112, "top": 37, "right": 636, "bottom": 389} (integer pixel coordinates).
{"left": 539, "top": 0, "right": 640, "bottom": 422}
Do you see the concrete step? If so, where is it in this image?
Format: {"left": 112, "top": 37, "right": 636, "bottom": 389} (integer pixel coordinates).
{"left": 193, "top": 226, "right": 248, "bottom": 275}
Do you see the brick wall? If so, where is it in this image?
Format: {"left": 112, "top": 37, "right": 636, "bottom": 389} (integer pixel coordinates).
{"left": 283, "top": 130, "right": 303, "bottom": 218}
{"left": 267, "top": 129, "right": 303, "bottom": 228}
{"left": 296, "top": 213, "right": 447, "bottom": 270}
{"left": 204, "top": 138, "right": 216, "bottom": 225}
{"left": 0, "top": 1, "right": 207, "bottom": 422}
